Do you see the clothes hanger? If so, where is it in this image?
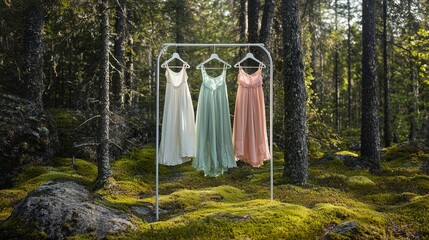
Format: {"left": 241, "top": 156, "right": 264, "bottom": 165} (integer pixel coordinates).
{"left": 161, "top": 52, "right": 190, "bottom": 69}
{"left": 196, "top": 53, "right": 232, "bottom": 69}
{"left": 234, "top": 52, "right": 267, "bottom": 69}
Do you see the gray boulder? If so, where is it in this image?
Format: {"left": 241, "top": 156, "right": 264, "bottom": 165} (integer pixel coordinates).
{"left": 0, "top": 181, "right": 135, "bottom": 239}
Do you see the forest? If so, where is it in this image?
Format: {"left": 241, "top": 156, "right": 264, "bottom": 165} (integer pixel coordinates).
{"left": 0, "top": 0, "right": 429, "bottom": 239}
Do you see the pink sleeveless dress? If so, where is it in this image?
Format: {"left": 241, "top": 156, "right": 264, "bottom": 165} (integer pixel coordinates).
{"left": 233, "top": 66, "right": 271, "bottom": 167}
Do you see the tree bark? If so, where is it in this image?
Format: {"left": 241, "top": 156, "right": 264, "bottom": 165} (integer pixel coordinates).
{"left": 174, "top": 0, "right": 186, "bottom": 54}
{"left": 347, "top": 0, "right": 352, "bottom": 129}
{"left": 239, "top": 0, "right": 247, "bottom": 42}
{"left": 248, "top": 0, "right": 260, "bottom": 43}
{"left": 258, "top": 0, "right": 275, "bottom": 70}
{"left": 382, "top": 0, "right": 391, "bottom": 146}
{"left": 361, "top": 0, "right": 380, "bottom": 171}
{"left": 125, "top": 36, "right": 134, "bottom": 106}
{"left": 334, "top": 0, "right": 339, "bottom": 131}
{"left": 408, "top": 67, "right": 417, "bottom": 141}
{"left": 259, "top": 0, "right": 275, "bottom": 44}
{"left": 282, "top": 0, "right": 308, "bottom": 184}
{"left": 406, "top": 0, "right": 417, "bottom": 142}
{"left": 94, "top": 0, "right": 112, "bottom": 190}
{"left": 22, "top": 0, "right": 44, "bottom": 109}
{"left": 334, "top": 51, "right": 339, "bottom": 131}
{"left": 112, "top": 0, "right": 126, "bottom": 110}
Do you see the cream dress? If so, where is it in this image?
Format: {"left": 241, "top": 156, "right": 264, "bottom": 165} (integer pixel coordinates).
{"left": 159, "top": 65, "right": 196, "bottom": 165}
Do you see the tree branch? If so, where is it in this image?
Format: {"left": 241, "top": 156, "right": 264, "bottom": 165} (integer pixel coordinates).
{"left": 74, "top": 115, "right": 101, "bottom": 130}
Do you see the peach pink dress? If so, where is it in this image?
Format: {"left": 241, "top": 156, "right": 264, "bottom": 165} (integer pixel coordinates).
{"left": 233, "top": 66, "right": 270, "bottom": 167}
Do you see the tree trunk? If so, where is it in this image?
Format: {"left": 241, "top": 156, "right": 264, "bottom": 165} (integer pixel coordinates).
{"left": 334, "top": 51, "right": 339, "bottom": 131}
{"left": 382, "top": 0, "right": 391, "bottom": 146}
{"left": 281, "top": 0, "right": 308, "bottom": 184}
{"left": 239, "top": 0, "right": 246, "bottom": 42}
{"left": 347, "top": 0, "right": 352, "bottom": 129}
{"left": 361, "top": 0, "right": 380, "bottom": 171}
{"left": 309, "top": 0, "right": 318, "bottom": 105}
{"left": 125, "top": 35, "right": 134, "bottom": 107}
{"left": 408, "top": 67, "right": 417, "bottom": 141}
{"left": 334, "top": 0, "right": 339, "bottom": 131}
{"left": 248, "top": 0, "right": 260, "bottom": 43}
{"left": 258, "top": 0, "right": 275, "bottom": 64}
{"left": 407, "top": 0, "right": 417, "bottom": 142}
{"left": 94, "top": 0, "right": 112, "bottom": 190}
{"left": 22, "top": 0, "right": 44, "bottom": 109}
{"left": 112, "top": 0, "right": 126, "bottom": 110}
{"left": 259, "top": 0, "right": 275, "bottom": 44}
{"left": 174, "top": 0, "right": 185, "bottom": 54}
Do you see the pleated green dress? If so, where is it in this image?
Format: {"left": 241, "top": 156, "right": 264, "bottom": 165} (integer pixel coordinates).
{"left": 193, "top": 65, "right": 236, "bottom": 177}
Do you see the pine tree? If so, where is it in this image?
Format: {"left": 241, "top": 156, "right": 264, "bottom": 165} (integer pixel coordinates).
{"left": 361, "top": 0, "right": 380, "bottom": 171}
{"left": 282, "top": 0, "right": 308, "bottom": 184}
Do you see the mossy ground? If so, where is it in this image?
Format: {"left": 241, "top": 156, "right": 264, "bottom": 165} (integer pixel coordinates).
{"left": 1, "top": 144, "right": 429, "bottom": 239}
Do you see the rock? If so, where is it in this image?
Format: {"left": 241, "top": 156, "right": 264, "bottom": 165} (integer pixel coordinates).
{"left": 317, "top": 153, "right": 376, "bottom": 171}
{"left": 332, "top": 221, "right": 359, "bottom": 234}
{"left": 0, "top": 94, "right": 59, "bottom": 187}
{"left": 326, "top": 221, "right": 359, "bottom": 239}
{"left": 0, "top": 181, "right": 135, "bottom": 239}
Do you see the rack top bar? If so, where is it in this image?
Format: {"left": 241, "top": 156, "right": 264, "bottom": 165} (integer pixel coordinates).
{"left": 163, "top": 43, "right": 265, "bottom": 47}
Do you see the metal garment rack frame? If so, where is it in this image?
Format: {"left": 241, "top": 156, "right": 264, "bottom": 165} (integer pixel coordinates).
{"left": 155, "top": 43, "right": 274, "bottom": 221}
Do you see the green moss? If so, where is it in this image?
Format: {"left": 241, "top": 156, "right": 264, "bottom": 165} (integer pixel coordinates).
{"left": 129, "top": 200, "right": 327, "bottom": 239}
{"left": 96, "top": 179, "right": 152, "bottom": 207}
{"left": 66, "top": 233, "right": 96, "bottom": 239}
{"left": 364, "top": 192, "right": 418, "bottom": 206}
{"left": 0, "top": 214, "right": 49, "bottom": 239}
{"left": 347, "top": 175, "right": 376, "bottom": 188}
{"left": 0, "top": 189, "right": 27, "bottom": 207}
{"left": 375, "top": 175, "right": 429, "bottom": 195}
{"left": 382, "top": 145, "right": 429, "bottom": 167}
{"left": 52, "top": 158, "right": 97, "bottom": 179}
{"left": 16, "top": 171, "right": 91, "bottom": 192}
{"left": 112, "top": 147, "right": 159, "bottom": 181}
{"left": 120, "top": 198, "right": 387, "bottom": 239}
{"left": 388, "top": 194, "right": 429, "bottom": 236}
{"left": 335, "top": 151, "right": 359, "bottom": 157}
{"left": 312, "top": 158, "right": 350, "bottom": 173}
{"left": 2, "top": 145, "right": 429, "bottom": 239}
{"left": 274, "top": 184, "right": 368, "bottom": 209}
{"left": 310, "top": 171, "right": 349, "bottom": 190}
{"left": 13, "top": 166, "right": 49, "bottom": 184}
{"left": 0, "top": 189, "right": 27, "bottom": 220}
{"left": 159, "top": 185, "right": 249, "bottom": 211}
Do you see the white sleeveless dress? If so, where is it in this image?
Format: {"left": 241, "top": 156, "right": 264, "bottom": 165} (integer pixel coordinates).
{"left": 159, "top": 65, "right": 196, "bottom": 165}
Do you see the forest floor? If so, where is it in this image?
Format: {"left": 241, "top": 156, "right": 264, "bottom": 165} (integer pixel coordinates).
{"left": 1, "top": 143, "right": 429, "bottom": 239}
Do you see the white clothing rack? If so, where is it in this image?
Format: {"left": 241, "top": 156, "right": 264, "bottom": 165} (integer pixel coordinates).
{"left": 155, "top": 43, "right": 274, "bottom": 221}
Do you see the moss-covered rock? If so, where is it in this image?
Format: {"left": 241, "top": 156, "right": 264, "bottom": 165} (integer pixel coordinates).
{"left": 0, "top": 94, "right": 59, "bottom": 187}
{"left": 346, "top": 175, "right": 376, "bottom": 192}
{"left": 0, "top": 181, "right": 135, "bottom": 239}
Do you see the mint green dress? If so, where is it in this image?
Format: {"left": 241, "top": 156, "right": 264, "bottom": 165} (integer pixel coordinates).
{"left": 193, "top": 65, "right": 236, "bottom": 177}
